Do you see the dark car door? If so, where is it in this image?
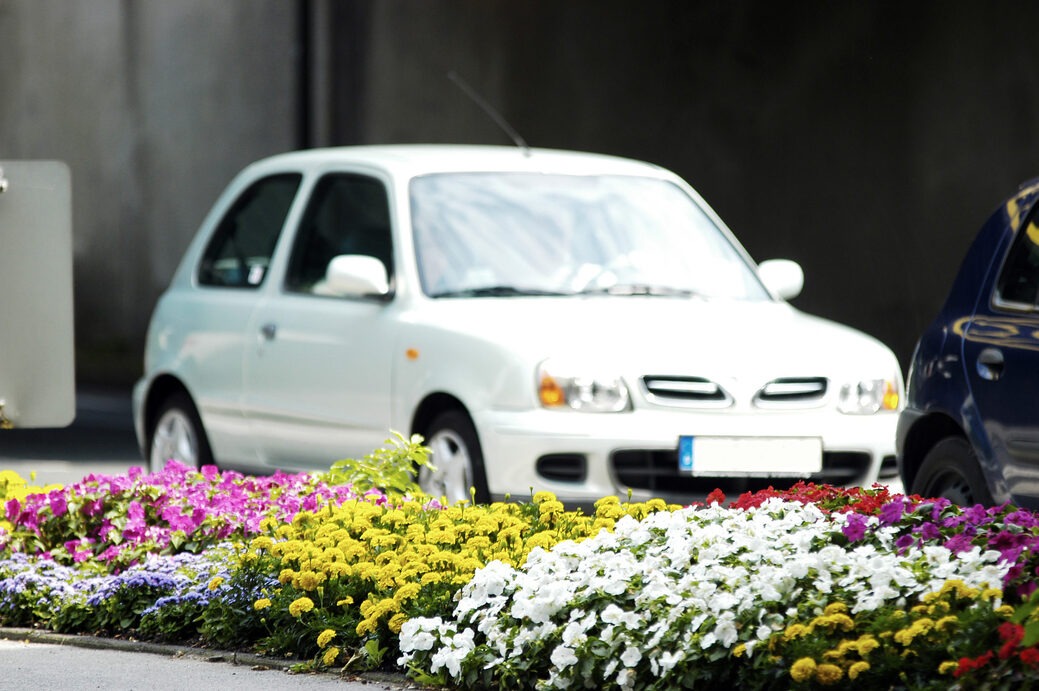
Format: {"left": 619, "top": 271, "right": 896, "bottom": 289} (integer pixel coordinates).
{"left": 963, "top": 213, "right": 1039, "bottom": 500}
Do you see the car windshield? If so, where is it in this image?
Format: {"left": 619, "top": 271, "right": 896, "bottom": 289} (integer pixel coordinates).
{"left": 409, "top": 173, "right": 770, "bottom": 300}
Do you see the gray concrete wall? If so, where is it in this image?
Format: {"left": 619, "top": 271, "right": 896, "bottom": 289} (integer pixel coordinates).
{"left": 0, "top": 0, "right": 297, "bottom": 383}
{"left": 4, "top": 0, "right": 1039, "bottom": 384}
{"left": 336, "top": 1, "right": 1039, "bottom": 372}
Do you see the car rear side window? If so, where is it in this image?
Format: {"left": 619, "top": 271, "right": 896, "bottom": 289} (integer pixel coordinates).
{"left": 996, "top": 219, "right": 1039, "bottom": 308}
{"left": 197, "top": 173, "right": 302, "bottom": 288}
{"left": 285, "top": 174, "right": 393, "bottom": 294}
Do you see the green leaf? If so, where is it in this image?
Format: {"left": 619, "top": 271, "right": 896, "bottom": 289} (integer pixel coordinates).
{"left": 1023, "top": 619, "right": 1039, "bottom": 648}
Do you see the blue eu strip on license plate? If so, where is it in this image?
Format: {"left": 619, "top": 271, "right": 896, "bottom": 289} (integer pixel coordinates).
{"left": 678, "top": 436, "right": 694, "bottom": 472}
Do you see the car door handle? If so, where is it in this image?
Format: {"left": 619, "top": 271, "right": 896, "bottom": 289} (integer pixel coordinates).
{"left": 259, "top": 323, "right": 277, "bottom": 341}
{"left": 977, "top": 347, "right": 1004, "bottom": 381}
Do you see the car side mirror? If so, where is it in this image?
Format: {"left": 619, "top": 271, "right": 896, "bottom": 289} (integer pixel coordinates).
{"left": 322, "top": 254, "right": 390, "bottom": 297}
{"left": 758, "top": 258, "right": 803, "bottom": 300}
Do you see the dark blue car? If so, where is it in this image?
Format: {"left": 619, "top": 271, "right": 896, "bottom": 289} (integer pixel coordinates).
{"left": 898, "top": 180, "right": 1039, "bottom": 509}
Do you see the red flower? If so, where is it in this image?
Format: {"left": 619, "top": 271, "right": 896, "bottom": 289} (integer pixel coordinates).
{"left": 997, "top": 622, "right": 1025, "bottom": 659}
{"left": 954, "top": 651, "right": 994, "bottom": 677}
{"left": 1020, "top": 647, "right": 1039, "bottom": 669}
{"left": 705, "top": 488, "right": 726, "bottom": 506}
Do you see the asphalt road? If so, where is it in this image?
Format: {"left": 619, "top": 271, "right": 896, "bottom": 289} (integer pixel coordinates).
{"left": 0, "top": 631, "right": 416, "bottom": 690}
{"left": 0, "top": 389, "right": 140, "bottom": 484}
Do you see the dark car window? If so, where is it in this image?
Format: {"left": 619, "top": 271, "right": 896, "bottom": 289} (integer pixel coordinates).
{"left": 995, "top": 219, "right": 1039, "bottom": 308}
{"left": 285, "top": 173, "right": 393, "bottom": 294}
{"left": 197, "top": 174, "right": 301, "bottom": 288}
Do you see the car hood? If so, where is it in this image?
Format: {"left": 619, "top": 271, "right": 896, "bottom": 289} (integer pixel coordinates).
{"left": 408, "top": 295, "right": 899, "bottom": 382}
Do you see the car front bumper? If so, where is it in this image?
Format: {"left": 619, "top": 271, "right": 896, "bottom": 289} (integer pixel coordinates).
{"left": 475, "top": 407, "right": 899, "bottom": 506}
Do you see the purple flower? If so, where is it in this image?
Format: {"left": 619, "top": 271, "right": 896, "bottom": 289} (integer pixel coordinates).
{"left": 895, "top": 534, "right": 917, "bottom": 552}
{"left": 915, "top": 522, "right": 941, "bottom": 541}
{"left": 48, "top": 491, "right": 67, "bottom": 518}
{"left": 842, "top": 513, "right": 868, "bottom": 542}
{"left": 944, "top": 534, "right": 973, "bottom": 554}
{"left": 878, "top": 498, "right": 905, "bottom": 526}
{"left": 5, "top": 499, "right": 19, "bottom": 523}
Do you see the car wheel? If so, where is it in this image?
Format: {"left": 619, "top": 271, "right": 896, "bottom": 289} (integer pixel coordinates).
{"left": 419, "top": 410, "right": 490, "bottom": 504}
{"left": 148, "top": 392, "right": 213, "bottom": 473}
{"left": 910, "top": 436, "right": 994, "bottom": 506}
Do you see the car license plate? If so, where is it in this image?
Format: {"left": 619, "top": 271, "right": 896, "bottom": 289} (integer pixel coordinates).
{"left": 677, "top": 436, "right": 823, "bottom": 476}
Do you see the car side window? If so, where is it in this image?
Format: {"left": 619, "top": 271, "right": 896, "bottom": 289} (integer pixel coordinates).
{"left": 996, "top": 218, "right": 1039, "bottom": 308}
{"left": 285, "top": 173, "right": 393, "bottom": 294}
{"left": 197, "top": 173, "right": 302, "bottom": 288}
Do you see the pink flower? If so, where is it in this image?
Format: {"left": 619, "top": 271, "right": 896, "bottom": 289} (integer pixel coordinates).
{"left": 48, "top": 490, "right": 67, "bottom": 518}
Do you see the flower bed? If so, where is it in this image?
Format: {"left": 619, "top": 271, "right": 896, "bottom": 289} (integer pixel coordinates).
{"left": 0, "top": 460, "right": 1037, "bottom": 688}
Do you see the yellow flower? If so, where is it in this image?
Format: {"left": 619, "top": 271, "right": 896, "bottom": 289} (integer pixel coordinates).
{"left": 207, "top": 576, "right": 225, "bottom": 592}
{"left": 317, "top": 629, "right": 336, "bottom": 649}
{"left": 539, "top": 500, "right": 565, "bottom": 516}
{"left": 823, "top": 602, "right": 848, "bottom": 616}
{"left": 278, "top": 568, "right": 296, "bottom": 584}
{"left": 322, "top": 647, "right": 339, "bottom": 667}
{"left": 935, "top": 615, "right": 958, "bottom": 632}
{"left": 784, "top": 623, "right": 810, "bottom": 640}
{"left": 250, "top": 536, "right": 274, "bottom": 551}
{"left": 388, "top": 612, "right": 408, "bottom": 633}
{"left": 645, "top": 498, "right": 667, "bottom": 512}
{"left": 815, "top": 663, "right": 843, "bottom": 685}
{"left": 856, "top": 635, "right": 880, "bottom": 656}
{"left": 996, "top": 605, "right": 1014, "bottom": 617}
{"left": 466, "top": 536, "right": 491, "bottom": 550}
{"left": 337, "top": 596, "right": 354, "bottom": 607}
{"left": 848, "top": 661, "right": 870, "bottom": 680}
{"left": 981, "top": 588, "right": 1003, "bottom": 601}
{"left": 532, "top": 491, "right": 557, "bottom": 504}
{"left": 790, "top": 657, "right": 817, "bottom": 683}
{"left": 732, "top": 643, "right": 746, "bottom": 658}
{"left": 253, "top": 598, "right": 271, "bottom": 611}
{"left": 288, "top": 596, "right": 315, "bottom": 617}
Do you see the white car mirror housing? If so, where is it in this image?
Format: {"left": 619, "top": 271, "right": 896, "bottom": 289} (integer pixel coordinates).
{"left": 323, "top": 254, "right": 390, "bottom": 297}
{"left": 758, "top": 258, "right": 804, "bottom": 300}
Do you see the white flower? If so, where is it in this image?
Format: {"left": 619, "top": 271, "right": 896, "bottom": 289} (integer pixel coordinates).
{"left": 620, "top": 646, "right": 642, "bottom": 668}
{"left": 550, "top": 644, "right": 579, "bottom": 669}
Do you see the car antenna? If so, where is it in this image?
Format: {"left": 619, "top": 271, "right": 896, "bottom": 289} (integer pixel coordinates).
{"left": 448, "top": 71, "right": 531, "bottom": 157}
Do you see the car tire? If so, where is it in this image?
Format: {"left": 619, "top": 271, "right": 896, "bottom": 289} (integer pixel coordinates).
{"left": 148, "top": 392, "right": 214, "bottom": 474}
{"left": 419, "top": 410, "right": 490, "bottom": 504}
{"left": 910, "top": 436, "right": 995, "bottom": 506}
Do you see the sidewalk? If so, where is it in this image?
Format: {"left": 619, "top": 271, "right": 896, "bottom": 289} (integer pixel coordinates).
{"left": 0, "top": 628, "right": 419, "bottom": 690}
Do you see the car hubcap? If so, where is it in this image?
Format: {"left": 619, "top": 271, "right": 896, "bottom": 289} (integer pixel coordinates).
{"left": 420, "top": 428, "right": 472, "bottom": 503}
{"left": 150, "top": 409, "right": 199, "bottom": 471}
{"left": 928, "top": 471, "right": 973, "bottom": 505}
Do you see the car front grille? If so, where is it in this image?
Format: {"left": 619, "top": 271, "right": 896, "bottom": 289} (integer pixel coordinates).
{"left": 641, "top": 376, "right": 731, "bottom": 407}
{"left": 753, "top": 377, "right": 828, "bottom": 407}
{"left": 611, "top": 449, "right": 872, "bottom": 503}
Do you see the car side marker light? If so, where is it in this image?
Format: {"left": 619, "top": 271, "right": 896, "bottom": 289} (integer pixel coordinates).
{"left": 406, "top": 348, "right": 420, "bottom": 360}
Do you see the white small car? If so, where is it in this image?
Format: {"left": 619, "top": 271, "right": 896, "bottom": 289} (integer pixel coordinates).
{"left": 133, "top": 145, "right": 902, "bottom": 505}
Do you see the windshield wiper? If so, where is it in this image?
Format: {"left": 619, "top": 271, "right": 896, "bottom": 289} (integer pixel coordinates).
{"left": 576, "top": 284, "right": 699, "bottom": 297}
{"left": 430, "top": 285, "right": 570, "bottom": 298}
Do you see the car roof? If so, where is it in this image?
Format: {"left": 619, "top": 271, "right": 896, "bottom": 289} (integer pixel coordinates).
{"left": 248, "top": 144, "right": 674, "bottom": 179}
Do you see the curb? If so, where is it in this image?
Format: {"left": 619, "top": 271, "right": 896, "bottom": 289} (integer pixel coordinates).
{"left": 0, "top": 627, "right": 416, "bottom": 688}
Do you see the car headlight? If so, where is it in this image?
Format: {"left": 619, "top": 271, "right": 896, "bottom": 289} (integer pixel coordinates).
{"left": 537, "top": 360, "right": 631, "bottom": 412}
{"left": 837, "top": 378, "right": 901, "bottom": 414}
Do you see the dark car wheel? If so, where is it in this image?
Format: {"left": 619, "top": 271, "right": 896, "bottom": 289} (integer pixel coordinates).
{"left": 419, "top": 410, "right": 490, "bottom": 505}
{"left": 910, "top": 436, "right": 995, "bottom": 506}
{"left": 148, "top": 392, "right": 214, "bottom": 473}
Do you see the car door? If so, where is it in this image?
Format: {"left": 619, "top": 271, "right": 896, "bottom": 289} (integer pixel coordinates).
{"left": 241, "top": 172, "right": 398, "bottom": 470}
{"left": 186, "top": 172, "right": 302, "bottom": 466}
{"left": 963, "top": 211, "right": 1039, "bottom": 499}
